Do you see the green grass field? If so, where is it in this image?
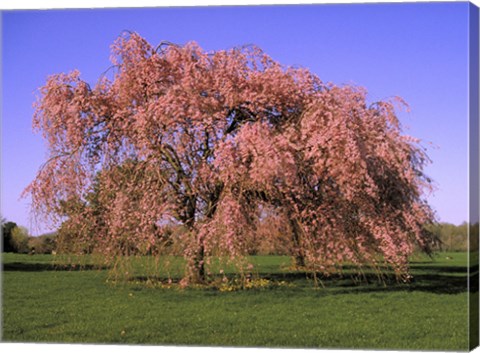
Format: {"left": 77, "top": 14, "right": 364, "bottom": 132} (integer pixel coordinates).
{"left": 1, "top": 252, "right": 472, "bottom": 350}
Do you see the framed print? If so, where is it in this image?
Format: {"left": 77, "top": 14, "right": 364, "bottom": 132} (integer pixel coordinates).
{"left": 1, "top": 1, "right": 479, "bottom": 351}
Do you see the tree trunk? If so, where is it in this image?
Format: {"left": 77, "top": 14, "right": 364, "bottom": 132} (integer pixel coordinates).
{"left": 290, "top": 217, "right": 306, "bottom": 268}
{"left": 185, "top": 231, "right": 207, "bottom": 284}
{"left": 192, "top": 241, "right": 206, "bottom": 283}
{"left": 186, "top": 186, "right": 222, "bottom": 284}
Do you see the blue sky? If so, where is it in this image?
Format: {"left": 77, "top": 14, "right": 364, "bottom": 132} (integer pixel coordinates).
{"left": 1, "top": 2, "right": 472, "bottom": 234}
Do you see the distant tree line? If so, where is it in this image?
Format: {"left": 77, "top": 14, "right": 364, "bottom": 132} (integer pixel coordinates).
{"left": 1, "top": 218, "right": 57, "bottom": 254}
{"left": 56, "top": 217, "right": 476, "bottom": 257}
{"left": 2, "top": 217, "right": 475, "bottom": 256}
{"left": 425, "top": 222, "right": 474, "bottom": 252}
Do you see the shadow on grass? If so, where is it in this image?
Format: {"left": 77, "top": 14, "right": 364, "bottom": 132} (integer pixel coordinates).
{"left": 128, "top": 264, "right": 473, "bottom": 295}
{"left": 259, "top": 271, "right": 470, "bottom": 295}
{"left": 3, "top": 259, "right": 474, "bottom": 295}
{"left": 2, "top": 262, "right": 109, "bottom": 272}
{"left": 410, "top": 265, "right": 478, "bottom": 273}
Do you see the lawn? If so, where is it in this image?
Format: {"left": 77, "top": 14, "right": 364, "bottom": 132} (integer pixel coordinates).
{"left": 1, "top": 252, "right": 473, "bottom": 350}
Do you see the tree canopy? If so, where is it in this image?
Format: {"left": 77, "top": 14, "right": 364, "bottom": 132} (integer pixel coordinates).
{"left": 25, "top": 32, "right": 436, "bottom": 284}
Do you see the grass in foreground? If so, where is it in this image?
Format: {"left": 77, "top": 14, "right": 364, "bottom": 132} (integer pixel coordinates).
{"left": 1, "top": 252, "right": 471, "bottom": 350}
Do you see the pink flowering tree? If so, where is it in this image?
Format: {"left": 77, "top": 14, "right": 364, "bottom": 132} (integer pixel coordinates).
{"left": 25, "top": 32, "right": 436, "bottom": 285}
